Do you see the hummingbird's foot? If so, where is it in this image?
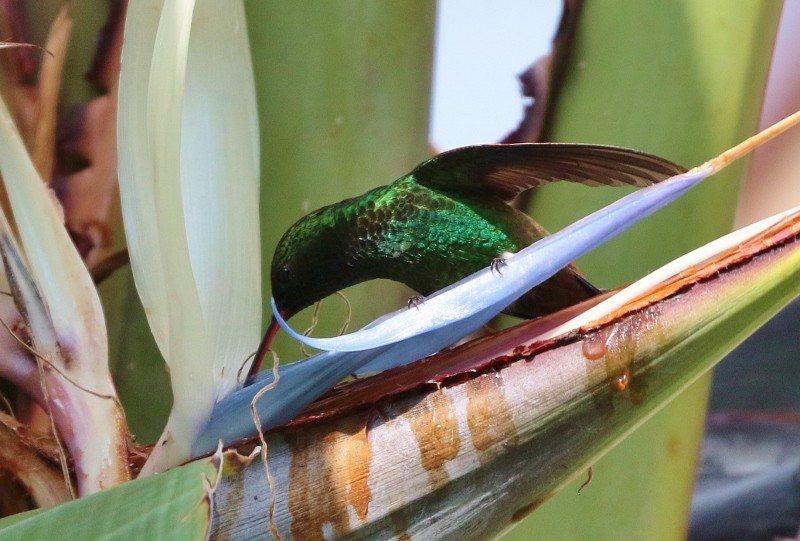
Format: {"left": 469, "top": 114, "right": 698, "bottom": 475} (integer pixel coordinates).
{"left": 407, "top": 295, "right": 425, "bottom": 309}
{"left": 491, "top": 256, "right": 508, "bottom": 275}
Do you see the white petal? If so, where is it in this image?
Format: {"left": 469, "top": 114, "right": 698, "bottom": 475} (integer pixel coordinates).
{"left": 183, "top": 0, "right": 261, "bottom": 398}
{"left": 119, "top": 0, "right": 261, "bottom": 472}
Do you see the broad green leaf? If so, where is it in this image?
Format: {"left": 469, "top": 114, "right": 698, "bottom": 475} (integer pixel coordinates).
{"left": 515, "top": 2, "right": 783, "bottom": 539}
{"left": 246, "top": 1, "right": 436, "bottom": 362}
{"left": 0, "top": 458, "right": 217, "bottom": 540}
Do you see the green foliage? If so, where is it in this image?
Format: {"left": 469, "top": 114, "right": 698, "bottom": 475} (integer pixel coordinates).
{"left": 509, "top": 2, "right": 783, "bottom": 539}
{"left": 0, "top": 459, "right": 216, "bottom": 540}
{"left": 246, "top": 1, "right": 437, "bottom": 361}
{"left": 9, "top": 1, "right": 791, "bottom": 538}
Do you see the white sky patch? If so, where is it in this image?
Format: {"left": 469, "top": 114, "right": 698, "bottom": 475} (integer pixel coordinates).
{"left": 431, "top": 1, "right": 561, "bottom": 149}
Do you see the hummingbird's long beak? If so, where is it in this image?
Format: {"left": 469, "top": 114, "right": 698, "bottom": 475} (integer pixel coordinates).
{"left": 246, "top": 313, "right": 283, "bottom": 383}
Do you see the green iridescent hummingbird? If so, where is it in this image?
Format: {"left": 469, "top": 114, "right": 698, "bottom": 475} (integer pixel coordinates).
{"left": 251, "top": 143, "right": 685, "bottom": 374}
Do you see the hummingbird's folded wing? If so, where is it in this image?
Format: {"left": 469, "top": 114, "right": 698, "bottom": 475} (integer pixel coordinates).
{"left": 412, "top": 143, "right": 687, "bottom": 201}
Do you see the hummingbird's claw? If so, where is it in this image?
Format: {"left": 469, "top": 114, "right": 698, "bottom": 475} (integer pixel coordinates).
{"left": 490, "top": 256, "right": 508, "bottom": 275}
{"left": 407, "top": 295, "right": 425, "bottom": 310}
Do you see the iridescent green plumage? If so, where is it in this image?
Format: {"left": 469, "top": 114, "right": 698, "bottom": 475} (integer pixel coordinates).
{"left": 272, "top": 177, "right": 545, "bottom": 316}
{"left": 269, "top": 143, "right": 687, "bottom": 319}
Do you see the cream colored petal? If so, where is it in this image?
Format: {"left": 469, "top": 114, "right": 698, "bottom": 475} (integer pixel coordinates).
{"left": 119, "top": 0, "right": 261, "bottom": 473}
{"left": 182, "top": 0, "right": 261, "bottom": 398}
{"left": 117, "top": 0, "right": 171, "bottom": 355}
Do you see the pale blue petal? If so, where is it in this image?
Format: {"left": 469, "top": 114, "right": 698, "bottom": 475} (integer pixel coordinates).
{"left": 199, "top": 167, "right": 713, "bottom": 451}
{"left": 195, "top": 348, "right": 379, "bottom": 453}
{"left": 197, "top": 300, "right": 507, "bottom": 452}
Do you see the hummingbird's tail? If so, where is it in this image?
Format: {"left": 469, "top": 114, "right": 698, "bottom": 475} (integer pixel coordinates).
{"left": 574, "top": 271, "right": 603, "bottom": 296}
{"left": 502, "top": 265, "right": 601, "bottom": 320}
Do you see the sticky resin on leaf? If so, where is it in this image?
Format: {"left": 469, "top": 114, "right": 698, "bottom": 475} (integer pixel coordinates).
{"left": 581, "top": 305, "right": 664, "bottom": 403}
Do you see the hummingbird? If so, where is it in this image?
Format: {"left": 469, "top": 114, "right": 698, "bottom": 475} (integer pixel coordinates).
{"left": 249, "top": 143, "right": 686, "bottom": 378}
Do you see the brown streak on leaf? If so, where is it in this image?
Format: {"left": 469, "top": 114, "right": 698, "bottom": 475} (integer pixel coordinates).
{"left": 405, "top": 388, "right": 461, "bottom": 490}
{"left": 285, "top": 414, "right": 374, "bottom": 540}
{"left": 510, "top": 495, "right": 551, "bottom": 522}
{"left": 466, "top": 372, "right": 518, "bottom": 462}
{"left": 582, "top": 305, "right": 662, "bottom": 402}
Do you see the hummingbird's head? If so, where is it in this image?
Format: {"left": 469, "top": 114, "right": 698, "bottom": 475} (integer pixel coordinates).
{"left": 270, "top": 204, "right": 357, "bottom": 319}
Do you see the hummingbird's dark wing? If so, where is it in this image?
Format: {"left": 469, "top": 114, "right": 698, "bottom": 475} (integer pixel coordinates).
{"left": 412, "top": 143, "right": 688, "bottom": 201}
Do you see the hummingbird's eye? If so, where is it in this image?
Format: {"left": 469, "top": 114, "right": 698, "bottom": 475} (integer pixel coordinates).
{"left": 279, "top": 264, "right": 292, "bottom": 281}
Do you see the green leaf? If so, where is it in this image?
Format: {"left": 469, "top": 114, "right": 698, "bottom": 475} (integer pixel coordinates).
{"left": 246, "top": 1, "right": 437, "bottom": 362}
{"left": 513, "top": 2, "right": 783, "bottom": 539}
{"left": 0, "top": 458, "right": 217, "bottom": 540}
